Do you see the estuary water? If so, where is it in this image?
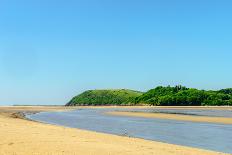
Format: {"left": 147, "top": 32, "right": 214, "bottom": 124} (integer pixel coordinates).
{"left": 27, "top": 108, "right": 232, "bottom": 154}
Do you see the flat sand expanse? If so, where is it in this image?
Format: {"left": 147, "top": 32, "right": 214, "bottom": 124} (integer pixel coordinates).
{"left": 108, "top": 111, "right": 232, "bottom": 124}
{"left": 0, "top": 106, "right": 229, "bottom": 155}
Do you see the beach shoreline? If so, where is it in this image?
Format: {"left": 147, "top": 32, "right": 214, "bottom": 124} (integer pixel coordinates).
{"left": 0, "top": 106, "right": 229, "bottom": 155}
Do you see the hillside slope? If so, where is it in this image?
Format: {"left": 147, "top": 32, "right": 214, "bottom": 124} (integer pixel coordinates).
{"left": 66, "top": 89, "right": 143, "bottom": 106}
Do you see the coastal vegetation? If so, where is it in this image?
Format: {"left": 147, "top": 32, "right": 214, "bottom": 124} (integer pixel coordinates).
{"left": 66, "top": 89, "right": 143, "bottom": 106}
{"left": 67, "top": 86, "right": 232, "bottom": 106}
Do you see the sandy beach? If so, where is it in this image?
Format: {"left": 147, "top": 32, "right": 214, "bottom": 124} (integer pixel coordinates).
{"left": 0, "top": 106, "right": 229, "bottom": 155}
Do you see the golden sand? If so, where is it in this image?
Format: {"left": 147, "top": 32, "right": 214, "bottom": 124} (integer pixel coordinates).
{"left": 0, "top": 106, "right": 228, "bottom": 155}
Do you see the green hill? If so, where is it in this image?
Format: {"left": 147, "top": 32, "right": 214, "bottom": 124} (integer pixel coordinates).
{"left": 66, "top": 86, "right": 232, "bottom": 106}
{"left": 134, "top": 85, "right": 232, "bottom": 106}
{"left": 66, "top": 89, "right": 143, "bottom": 106}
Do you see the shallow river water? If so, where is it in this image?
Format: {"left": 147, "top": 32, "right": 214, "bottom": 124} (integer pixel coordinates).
{"left": 27, "top": 108, "right": 232, "bottom": 154}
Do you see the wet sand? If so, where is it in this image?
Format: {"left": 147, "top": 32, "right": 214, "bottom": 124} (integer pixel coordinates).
{"left": 0, "top": 106, "right": 228, "bottom": 155}
{"left": 108, "top": 111, "right": 232, "bottom": 124}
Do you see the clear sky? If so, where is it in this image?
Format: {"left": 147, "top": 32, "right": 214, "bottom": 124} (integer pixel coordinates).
{"left": 0, "top": 0, "right": 232, "bottom": 105}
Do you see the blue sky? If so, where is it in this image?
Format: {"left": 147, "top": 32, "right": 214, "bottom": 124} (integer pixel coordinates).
{"left": 0, "top": 0, "right": 232, "bottom": 105}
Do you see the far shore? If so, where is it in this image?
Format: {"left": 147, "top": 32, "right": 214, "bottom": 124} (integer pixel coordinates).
{"left": 0, "top": 106, "right": 229, "bottom": 155}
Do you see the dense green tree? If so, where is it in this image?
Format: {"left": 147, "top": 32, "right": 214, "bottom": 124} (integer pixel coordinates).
{"left": 133, "top": 86, "right": 232, "bottom": 106}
